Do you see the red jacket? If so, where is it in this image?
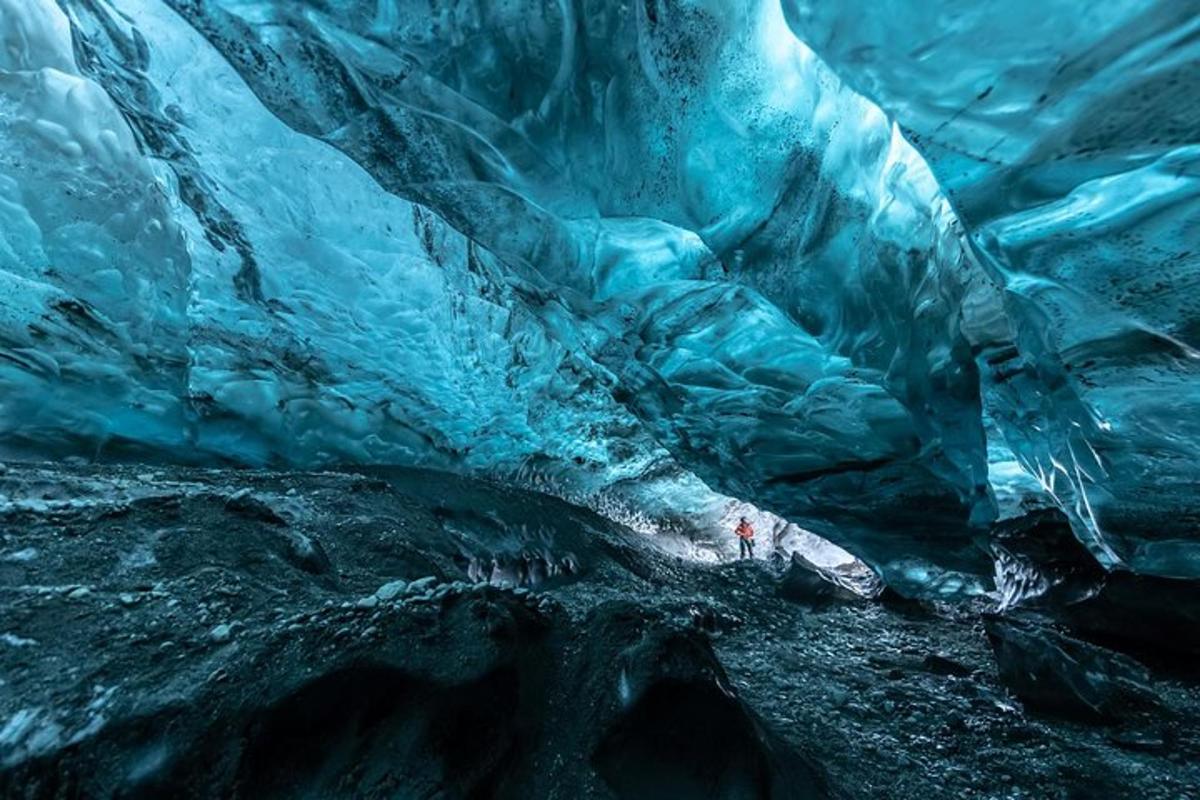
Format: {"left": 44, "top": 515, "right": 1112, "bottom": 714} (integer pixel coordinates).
{"left": 735, "top": 521, "right": 754, "bottom": 540}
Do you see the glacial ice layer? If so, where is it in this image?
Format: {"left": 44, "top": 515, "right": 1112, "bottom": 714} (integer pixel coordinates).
{"left": 0, "top": 0, "right": 1197, "bottom": 591}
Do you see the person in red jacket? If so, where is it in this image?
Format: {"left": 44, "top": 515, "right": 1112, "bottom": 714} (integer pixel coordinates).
{"left": 735, "top": 516, "right": 755, "bottom": 560}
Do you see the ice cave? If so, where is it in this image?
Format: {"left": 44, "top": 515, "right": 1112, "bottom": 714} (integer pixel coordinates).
{"left": 1, "top": 0, "right": 1198, "bottom": 797}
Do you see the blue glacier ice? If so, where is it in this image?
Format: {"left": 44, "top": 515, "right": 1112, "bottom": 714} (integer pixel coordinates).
{"left": 0, "top": 0, "right": 1197, "bottom": 593}
{"left": 783, "top": 0, "right": 1200, "bottom": 578}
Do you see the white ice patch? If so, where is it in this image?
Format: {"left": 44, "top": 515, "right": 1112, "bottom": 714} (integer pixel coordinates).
{"left": 0, "top": 708, "right": 64, "bottom": 767}
{"left": 1, "top": 547, "right": 38, "bottom": 562}
{"left": 0, "top": 632, "right": 37, "bottom": 647}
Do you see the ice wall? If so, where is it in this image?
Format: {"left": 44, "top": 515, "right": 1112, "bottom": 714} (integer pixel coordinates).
{"left": 783, "top": 0, "right": 1200, "bottom": 578}
{"left": 0, "top": 0, "right": 192, "bottom": 454}
{"left": 0, "top": 0, "right": 679, "bottom": 491}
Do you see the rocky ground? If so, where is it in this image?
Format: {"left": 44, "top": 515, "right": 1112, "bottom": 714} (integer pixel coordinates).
{"left": 1, "top": 463, "right": 1197, "bottom": 799}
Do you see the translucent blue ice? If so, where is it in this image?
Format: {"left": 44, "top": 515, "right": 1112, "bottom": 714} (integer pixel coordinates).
{"left": 785, "top": 0, "right": 1200, "bottom": 578}
{"left": 1, "top": 0, "right": 1196, "bottom": 589}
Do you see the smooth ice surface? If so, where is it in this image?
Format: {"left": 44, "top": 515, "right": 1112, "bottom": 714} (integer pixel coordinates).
{"left": 1, "top": 0, "right": 1197, "bottom": 590}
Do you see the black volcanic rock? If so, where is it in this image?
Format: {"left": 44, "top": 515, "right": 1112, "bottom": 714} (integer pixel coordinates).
{"left": 985, "top": 618, "right": 1159, "bottom": 723}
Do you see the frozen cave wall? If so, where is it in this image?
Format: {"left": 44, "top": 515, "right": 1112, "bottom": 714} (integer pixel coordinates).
{"left": 1, "top": 0, "right": 679, "bottom": 484}
{"left": 783, "top": 0, "right": 1200, "bottom": 579}
{"left": 1, "top": 0, "right": 1195, "bottom": 591}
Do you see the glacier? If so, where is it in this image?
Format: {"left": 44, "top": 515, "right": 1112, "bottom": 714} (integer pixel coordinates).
{"left": 1, "top": 0, "right": 1198, "bottom": 592}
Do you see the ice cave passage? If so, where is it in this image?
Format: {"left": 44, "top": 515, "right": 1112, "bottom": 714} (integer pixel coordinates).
{"left": 1, "top": 1, "right": 1199, "bottom": 798}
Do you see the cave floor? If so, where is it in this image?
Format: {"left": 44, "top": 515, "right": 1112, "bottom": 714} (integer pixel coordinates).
{"left": 1, "top": 463, "right": 1197, "bottom": 799}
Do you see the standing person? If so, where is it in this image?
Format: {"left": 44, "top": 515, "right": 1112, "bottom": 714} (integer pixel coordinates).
{"left": 735, "top": 516, "right": 755, "bottom": 560}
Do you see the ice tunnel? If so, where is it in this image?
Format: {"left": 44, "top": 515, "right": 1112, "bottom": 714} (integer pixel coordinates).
{"left": 2, "top": 1, "right": 1200, "bottom": 796}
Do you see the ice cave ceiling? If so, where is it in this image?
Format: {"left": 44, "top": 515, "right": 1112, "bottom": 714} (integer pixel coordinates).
{"left": 1, "top": 0, "right": 1197, "bottom": 593}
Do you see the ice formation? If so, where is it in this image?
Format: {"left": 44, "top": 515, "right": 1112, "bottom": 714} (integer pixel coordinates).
{"left": 1, "top": 0, "right": 1197, "bottom": 593}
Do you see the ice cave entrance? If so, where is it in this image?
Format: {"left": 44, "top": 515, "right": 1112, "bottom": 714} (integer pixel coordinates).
{"left": 627, "top": 492, "right": 878, "bottom": 598}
